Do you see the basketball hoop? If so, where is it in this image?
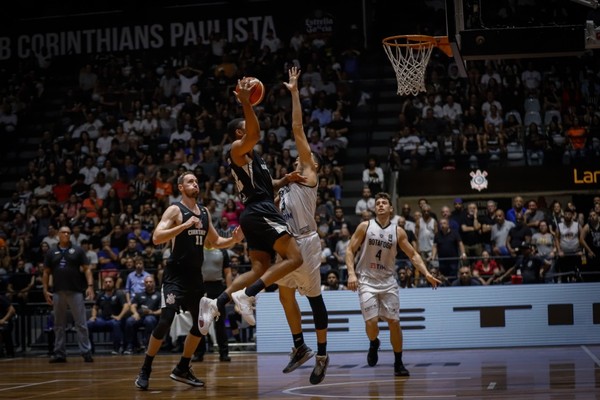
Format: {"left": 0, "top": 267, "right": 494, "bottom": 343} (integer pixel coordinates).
{"left": 383, "top": 35, "right": 452, "bottom": 96}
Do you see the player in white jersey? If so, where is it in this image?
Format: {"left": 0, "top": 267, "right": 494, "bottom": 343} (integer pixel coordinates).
{"left": 346, "top": 192, "right": 440, "bottom": 377}
{"left": 273, "top": 66, "right": 329, "bottom": 385}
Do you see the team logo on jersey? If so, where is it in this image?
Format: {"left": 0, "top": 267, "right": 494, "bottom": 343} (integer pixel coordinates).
{"left": 165, "top": 293, "right": 176, "bottom": 305}
{"left": 69, "top": 248, "right": 75, "bottom": 254}
{"left": 470, "top": 169, "right": 488, "bottom": 192}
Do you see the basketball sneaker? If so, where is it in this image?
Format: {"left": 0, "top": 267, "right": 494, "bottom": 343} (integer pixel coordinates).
{"left": 309, "top": 354, "right": 330, "bottom": 385}
{"left": 135, "top": 367, "right": 151, "bottom": 390}
{"left": 198, "top": 297, "right": 220, "bottom": 336}
{"left": 169, "top": 366, "right": 205, "bottom": 387}
{"left": 367, "top": 338, "right": 380, "bottom": 367}
{"left": 231, "top": 289, "right": 256, "bottom": 326}
{"left": 394, "top": 362, "right": 410, "bottom": 377}
{"left": 282, "top": 344, "right": 315, "bottom": 373}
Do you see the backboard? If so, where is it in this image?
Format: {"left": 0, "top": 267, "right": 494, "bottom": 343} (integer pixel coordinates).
{"left": 446, "top": 0, "right": 595, "bottom": 65}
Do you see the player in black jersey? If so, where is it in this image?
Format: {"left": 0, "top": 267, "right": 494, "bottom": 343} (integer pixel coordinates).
{"left": 135, "top": 171, "right": 243, "bottom": 391}
{"left": 199, "top": 77, "right": 304, "bottom": 333}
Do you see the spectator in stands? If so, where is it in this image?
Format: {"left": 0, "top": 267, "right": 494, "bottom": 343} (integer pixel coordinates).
{"left": 581, "top": 209, "right": 600, "bottom": 282}
{"left": 98, "top": 236, "right": 120, "bottom": 283}
{"left": 523, "top": 199, "right": 546, "bottom": 234}
{"left": 4, "top": 193, "right": 27, "bottom": 219}
{"left": 82, "top": 188, "right": 103, "bottom": 222}
{"left": 472, "top": 250, "right": 502, "bottom": 285}
{"left": 74, "top": 111, "right": 103, "bottom": 140}
{"left": 70, "top": 224, "right": 89, "bottom": 247}
{"left": 321, "top": 270, "right": 347, "bottom": 291}
{"left": 416, "top": 204, "right": 437, "bottom": 266}
{"left": 128, "top": 219, "right": 151, "bottom": 252}
{"left": 355, "top": 186, "right": 375, "bottom": 217}
{"left": 451, "top": 265, "right": 482, "bottom": 286}
{"left": 459, "top": 202, "right": 484, "bottom": 260}
{"left": 555, "top": 207, "right": 582, "bottom": 283}
{"left": 124, "top": 274, "right": 161, "bottom": 355}
{"left": 395, "top": 216, "right": 418, "bottom": 270}
{"left": 333, "top": 225, "right": 351, "bottom": 281}
{"left": 498, "top": 243, "right": 550, "bottom": 284}
{"left": 87, "top": 275, "right": 129, "bottom": 354}
{"left": 124, "top": 257, "right": 151, "bottom": 304}
{"left": 521, "top": 61, "right": 542, "bottom": 93}
{"left": 507, "top": 212, "right": 533, "bottom": 260}
{"left": 565, "top": 116, "right": 588, "bottom": 163}
{"left": 319, "top": 162, "right": 343, "bottom": 205}
{"left": 490, "top": 208, "right": 515, "bottom": 263}
{"left": 79, "top": 157, "right": 99, "bottom": 187}
{"left": 397, "top": 266, "right": 415, "bottom": 289}
{"left": 431, "top": 217, "right": 465, "bottom": 279}
{"left": 362, "top": 155, "right": 384, "bottom": 195}
{"left": 33, "top": 175, "right": 54, "bottom": 205}
{"left": 7, "top": 257, "right": 35, "bottom": 305}
{"left": 506, "top": 195, "right": 526, "bottom": 224}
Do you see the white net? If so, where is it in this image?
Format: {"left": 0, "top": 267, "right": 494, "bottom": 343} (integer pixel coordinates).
{"left": 383, "top": 36, "right": 435, "bottom": 97}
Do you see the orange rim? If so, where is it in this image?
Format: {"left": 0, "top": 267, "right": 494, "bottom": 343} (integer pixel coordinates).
{"left": 382, "top": 35, "right": 452, "bottom": 57}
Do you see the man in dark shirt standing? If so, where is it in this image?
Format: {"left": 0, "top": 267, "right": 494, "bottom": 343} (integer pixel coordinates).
{"left": 42, "top": 226, "right": 95, "bottom": 363}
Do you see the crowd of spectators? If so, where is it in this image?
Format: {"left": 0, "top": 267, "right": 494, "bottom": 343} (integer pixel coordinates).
{"left": 389, "top": 57, "right": 600, "bottom": 170}
{"left": 380, "top": 195, "right": 600, "bottom": 288}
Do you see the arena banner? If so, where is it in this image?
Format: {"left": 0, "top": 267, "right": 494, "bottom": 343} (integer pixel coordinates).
{"left": 396, "top": 164, "right": 600, "bottom": 196}
{"left": 256, "top": 283, "right": 599, "bottom": 352}
{"left": 0, "top": 1, "right": 364, "bottom": 62}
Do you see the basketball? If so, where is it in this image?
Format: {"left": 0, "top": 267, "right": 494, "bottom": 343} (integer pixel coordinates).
{"left": 235, "top": 77, "right": 265, "bottom": 106}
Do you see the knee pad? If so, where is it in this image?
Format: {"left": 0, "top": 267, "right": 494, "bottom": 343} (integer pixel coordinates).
{"left": 152, "top": 307, "right": 176, "bottom": 340}
{"left": 189, "top": 323, "right": 201, "bottom": 338}
{"left": 307, "top": 295, "right": 328, "bottom": 330}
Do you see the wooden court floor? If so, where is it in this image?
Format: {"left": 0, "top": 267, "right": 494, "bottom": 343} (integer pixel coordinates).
{"left": 0, "top": 345, "right": 599, "bottom": 399}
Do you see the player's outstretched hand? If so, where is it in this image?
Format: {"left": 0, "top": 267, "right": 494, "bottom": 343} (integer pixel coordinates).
{"left": 285, "top": 170, "right": 308, "bottom": 184}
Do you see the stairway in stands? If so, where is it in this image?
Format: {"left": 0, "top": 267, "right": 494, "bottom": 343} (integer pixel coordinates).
{"left": 339, "top": 49, "right": 401, "bottom": 225}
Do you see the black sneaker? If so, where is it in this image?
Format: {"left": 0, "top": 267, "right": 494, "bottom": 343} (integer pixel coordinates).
{"left": 309, "top": 354, "right": 329, "bottom": 385}
{"left": 169, "top": 366, "right": 205, "bottom": 387}
{"left": 282, "top": 344, "right": 315, "bottom": 373}
{"left": 135, "top": 367, "right": 151, "bottom": 390}
{"left": 367, "top": 338, "right": 380, "bottom": 367}
{"left": 82, "top": 352, "right": 94, "bottom": 362}
{"left": 394, "top": 362, "right": 410, "bottom": 377}
{"left": 219, "top": 354, "right": 231, "bottom": 362}
{"left": 49, "top": 355, "right": 66, "bottom": 363}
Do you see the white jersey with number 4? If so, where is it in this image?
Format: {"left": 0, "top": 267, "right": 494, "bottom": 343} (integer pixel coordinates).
{"left": 355, "top": 220, "right": 398, "bottom": 291}
{"left": 278, "top": 183, "right": 317, "bottom": 237}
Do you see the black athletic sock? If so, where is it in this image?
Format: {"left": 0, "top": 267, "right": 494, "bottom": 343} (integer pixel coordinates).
{"left": 177, "top": 356, "right": 191, "bottom": 370}
{"left": 317, "top": 342, "right": 327, "bottom": 356}
{"left": 292, "top": 332, "right": 304, "bottom": 349}
{"left": 370, "top": 338, "right": 379, "bottom": 348}
{"left": 245, "top": 279, "right": 266, "bottom": 297}
{"left": 142, "top": 354, "right": 155, "bottom": 370}
{"left": 216, "top": 292, "right": 230, "bottom": 313}
{"left": 394, "top": 351, "right": 403, "bottom": 364}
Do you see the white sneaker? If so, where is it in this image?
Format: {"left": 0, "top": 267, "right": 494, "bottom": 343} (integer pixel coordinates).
{"left": 198, "top": 297, "right": 219, "bottom": 336}
{"left": 231, "top": 289, "right": 256, "bottom": 326}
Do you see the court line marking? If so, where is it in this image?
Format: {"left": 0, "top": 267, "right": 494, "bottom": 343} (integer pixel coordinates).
{"left": 581, "top": 345, "right": 600, "bottom": 367}
{"left": 282, "top": 377, "right": 471, "bottom": 398}
{"left": 0, "top": 380, "right": 60, "bottom": 392}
